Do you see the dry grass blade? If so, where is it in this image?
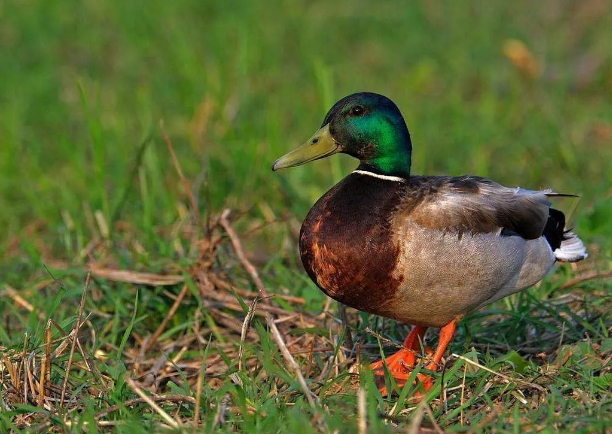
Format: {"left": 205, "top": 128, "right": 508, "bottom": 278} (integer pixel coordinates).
{"left": 124, "top": 375, "right": 182, "bottom": 429}
{"left": 220, "top": 209, "right": 267, "bottom": 299}
{"left": 238, "top": 298, "right": 259, "bottom": 371}
{"left": 2, "top": 286, "right": 43, "bottom": 318}
{"left": 193, "top": 363, "right": 204, "bottom": 427}
{"left": 26, "top": 352, "right": 36, "bottom": 405}
{"left": 208, "top": 274, "right": 304, "bottom": 304}
{"left": 558, "top": 269, "right": 612, "bottom": 290}
{"left": 502, "top": 39, "right": 540, "bottom": 77}
{"left": 407, "top": 399, "right": 427, "bottom": 434}
{"left": 0, "top": 395, "right": 9, "bottom": 412}
{"left": 160, "top": 119, "right": 202, "bottom": 228}
{"left": 451, "top": 353, "right": 545, "bottom": 392}
{"left": 60, "top": 272, "right": 90, "bottom": 407}
{"left": 39, "top": 320, "right": 51, "bottom": 407}
{"left": 21, "top": 333, "right": 28, "bottom": 405}
{"left": 365, "top": 327, "right": 425, "bottom": 359}
{"left": 338, "top": 303, "right": 354, "bottom": 350}
{"left": 357, "top": 387, "right": 366, "bottom": 434}
{"left": 364, "top": 327, "right": 404, "bottom": 350}
{"left": 423, "top": 402, "right": 445, "bottom": 434}
{"left": 3, "top": 356, "right": 18, "bottom": 390}
{"left": 94, "top": 395, "right": 196, "bottom": 420}
{"left": 267, "top": 315, "right": 318, "bottom": 408}
{"left": 88, "top": 266, "right": 184, "bottom": 286}
{"left": 460, "top": 363, "right": 467, "bottom": 426}
{"left": 51, "top": 329, "right": 76, "bottom": 361}
{"left": 211, "top": 394, "right": 230, "bottom": 431}
{"left": 145, "top": 284, "right": 190, "bottom": 352}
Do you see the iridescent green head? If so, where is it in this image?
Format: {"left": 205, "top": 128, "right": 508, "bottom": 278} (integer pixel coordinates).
{"left": 272, "top": 92, "right": 412, "bottom": 177}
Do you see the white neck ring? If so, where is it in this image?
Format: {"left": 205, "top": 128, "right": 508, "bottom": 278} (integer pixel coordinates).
{"left": 352, "top": 170, "right": 406, "bottom": 182}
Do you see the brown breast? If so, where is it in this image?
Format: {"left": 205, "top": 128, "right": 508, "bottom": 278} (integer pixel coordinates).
{"left": 299, "top": 172, "right": 413, "bottom": 313}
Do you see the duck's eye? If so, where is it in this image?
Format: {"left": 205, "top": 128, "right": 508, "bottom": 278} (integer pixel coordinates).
{"left": 349, "top": 105, "right": 365, "bottom": 116}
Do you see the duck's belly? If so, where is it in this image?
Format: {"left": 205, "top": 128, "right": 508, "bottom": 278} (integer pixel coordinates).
{"left": 301, "top": 218, "right": 555, "bottom": 328}
{"left": 375, "top": 224, "right": 555, "bottom": 327}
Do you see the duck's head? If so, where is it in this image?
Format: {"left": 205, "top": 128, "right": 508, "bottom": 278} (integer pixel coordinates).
{"left": 272, "top": 92, "right": 412, "bottom": 177}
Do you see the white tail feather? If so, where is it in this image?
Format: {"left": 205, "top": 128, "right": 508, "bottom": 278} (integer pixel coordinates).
{"left": 554, "top": 232, "right": 588, "bottom": 262}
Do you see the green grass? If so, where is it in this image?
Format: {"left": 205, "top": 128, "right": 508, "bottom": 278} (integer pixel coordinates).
{"left": 1, "top": 0, "right": 612, "bottom": 432}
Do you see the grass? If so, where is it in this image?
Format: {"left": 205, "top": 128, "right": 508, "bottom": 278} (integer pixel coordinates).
{"left": 1, "top": 0, "right": 612, "bottom": 432}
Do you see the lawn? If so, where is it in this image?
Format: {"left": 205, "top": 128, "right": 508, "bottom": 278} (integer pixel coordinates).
{"left": 1, "top": 0, "right": 612, "bottom": 432}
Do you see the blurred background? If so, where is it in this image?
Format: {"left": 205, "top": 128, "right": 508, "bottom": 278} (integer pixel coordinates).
{"left": 2, "top": 0, "right": 612, "bottom": 263}
{"left": 1, "top": 1, "right": 612, "bottom": 430}
{"left": 0, "top": 0, "right": 611, "bottom": 309}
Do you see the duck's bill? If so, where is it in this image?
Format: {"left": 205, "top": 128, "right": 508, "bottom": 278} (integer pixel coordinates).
{"left": 271, "top": 124, "right": 340, "bottom": 171}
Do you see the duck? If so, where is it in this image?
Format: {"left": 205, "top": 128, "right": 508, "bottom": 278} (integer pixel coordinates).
{"left": 271, "top": 92, "right": 587, "bottom": 395}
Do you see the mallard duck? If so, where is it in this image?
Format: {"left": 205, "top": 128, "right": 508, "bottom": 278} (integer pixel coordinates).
{"left": 272, "top": 92, "right": 587, "bottom": 395}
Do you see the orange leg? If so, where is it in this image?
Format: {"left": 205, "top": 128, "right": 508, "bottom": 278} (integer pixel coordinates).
{"left": 371, "top": 320, "right": 457, "bottom": 396}
{"left": 416, "top": 320, "right": 456, "bottom": 391}
{"left": 370, "top": 325, "right": 428, "bottom": 375}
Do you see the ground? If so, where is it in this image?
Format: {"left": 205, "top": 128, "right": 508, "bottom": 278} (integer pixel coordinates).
{"left": 1, "top": 0, "right": 612, "bottom": 432}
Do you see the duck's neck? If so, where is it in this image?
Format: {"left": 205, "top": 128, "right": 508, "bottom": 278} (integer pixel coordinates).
{"left": 356, "top": 131, "right": 412, "bottom": 178}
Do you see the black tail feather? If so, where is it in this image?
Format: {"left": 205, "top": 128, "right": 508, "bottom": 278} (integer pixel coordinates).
{"left": 543, "top": 208, "right": 566, "bottom": 250}
{"left": 545, "top": 192, "right": 579, "bottom": 198}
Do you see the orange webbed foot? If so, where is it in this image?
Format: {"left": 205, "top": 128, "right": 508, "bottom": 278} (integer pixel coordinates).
{"left": 373, "top": 370, "right": 434, "bottom": 397}
{"left": 369, "top": 321, "right": 457, "bottom": 397}
{"left": 369, "top": 325, "right": 430, "bottom": 396}
{"left": 369, "top": 348, "right": 416, "bottom": 374}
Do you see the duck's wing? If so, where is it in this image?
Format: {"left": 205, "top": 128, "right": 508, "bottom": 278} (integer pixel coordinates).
{"left": 407, "top": 176, "right": 558, "bottom": 240}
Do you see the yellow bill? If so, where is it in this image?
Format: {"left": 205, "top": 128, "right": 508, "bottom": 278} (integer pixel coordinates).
{"left": 272, "top": 124, "right": 340, "bottom": 171}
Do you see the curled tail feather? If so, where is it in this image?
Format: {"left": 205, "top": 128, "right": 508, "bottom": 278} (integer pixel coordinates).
{"left": 543, "top": 208, "right": 587, "bottom": 262}
{"left": 554, "top": 232, "right": 588, "bottom": 262}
